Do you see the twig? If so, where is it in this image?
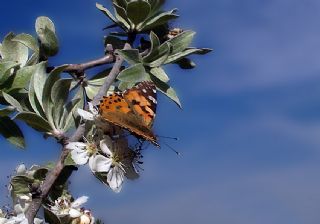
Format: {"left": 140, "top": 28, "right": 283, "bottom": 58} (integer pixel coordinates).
{"left": 25, "top": 44, "right": 130, "bottom": 223}
{"left": 63, "top": 54, "right": 115, "bottom": 74}
{"left": 92, "top": 43, "right": 131, "bottom": 106}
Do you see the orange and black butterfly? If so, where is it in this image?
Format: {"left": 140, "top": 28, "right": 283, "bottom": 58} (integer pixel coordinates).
{"left": 98, "top": 81, "right": 159, "bottom": 147}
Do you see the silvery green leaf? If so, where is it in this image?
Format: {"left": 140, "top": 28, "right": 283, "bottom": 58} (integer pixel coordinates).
{"left": 32, "top": 62, "right": 47, "bottom": 110}
{"left": 85, "top": 85, "right": 101, "bottom": 100}
{"left": 117, "top": 63, "right": 149, "bottom": 82}
{"left": 35, "top": 16, "right": 56, "bottom": 33}
{"left": 2, "top": 92, "right": 23, "bottom": 112}
{"left": 26, "top": 52, "right": 39, "bottom": 66}
{"left": 29, "top": 76, "right": 45, "bottom": 116}
{"left": 12, "top": 33, "right": 39, "bottom": 53}
{"left": 35, "top": 17, "right": 58, "bottom": 57}
{"left": 165, "top": 30, "right": 195, "bottom": 55}
{"left": 143, "top": 42, "right": 170, "bottom": 64}
{"left": 141, "top": 9, "right": 178, "bottom": 31}
{"left": 42, "top": 65, "right": 68, "bottom": 127}
{"left": 0, "top": 116, "right": 25, "bottom": 149}
{"left": 151, "top": 76, "right": 181, "bottom": 108}
{"left": 127, "top": 0, "right": 151, "bottom": 26}
{"left": 116, "top": 49, "right": 142, "bottom": 65}
{"left": 96, "top": 3, "right": 118, "bottom": 24}
{"left": 118, "top": 81, "right": 135, "bottom": 91}
{"left": 14, "top": 112, "right": 52, "bottom": 132}
{"left": 113, "top": 3, "right": 131, "bottom": 30}
{"left": 148, "top": 0, "right": 166, "bottom": 16}
{"left": 0, "top": 106, "right": 14, "bottom": 117}
{"left": 149, "top": 31, "right": 160, "bottom": 53}
{"left": 38, "top": 27, "right": 59, "bottom": 57}
{"left": 61, "top": 98, "right": 81, "bottom": 132}
{"left": 143, "top": 42, "right": 171, "bottom": 67}
{"left": 51, "top": 79, "right": 72, "bottom": 129}
{"left": 0, "top": 32, "right": 29, "bottom": 66}
{"left": 7, "top": 65, "right": 35, "bottom": 91}
{"left": 149, "top": 67, "right": 169, "bottom": 83}
{"left": 10, "top": 176, "right": 34, "bottom": 201}
{"left": 0, "top": 61, "right": 20, "bottom": 85}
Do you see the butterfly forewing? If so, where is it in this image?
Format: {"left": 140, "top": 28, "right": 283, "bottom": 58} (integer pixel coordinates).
{"left": 124, "top": 81, "right": 157, "bottom": 128}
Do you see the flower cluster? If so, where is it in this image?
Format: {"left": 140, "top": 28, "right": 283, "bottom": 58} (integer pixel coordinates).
{"left": 0, "top": 194, "right": 44, "bottom": 224}
{"left": 66, "top": 134, "right": 139, "bottom": 193}
{"left": 49, "top": 195, "right": 94, "bottom": 224}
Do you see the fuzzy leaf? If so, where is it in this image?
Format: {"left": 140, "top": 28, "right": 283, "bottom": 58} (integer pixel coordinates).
{"left": 117, "top": 63, "right": 149, "bottom": 82}
{"left": 0, "top": 32, "right": 29, "bottom": 66}
{"left": 151, "top": 76, "right": 181, "bottom": 108}
{"left": 127, "top": 0, "right": 151, "bottom": 25}
{"left": 51, "top": 79, "right": 72, "bottom": 129}
{"left": 141, "top": 9, "right": 178, "bottom": 31}
{"left": 149, "top": 67, "right": 169, "bottom": 83}
{"left": 166, "top": 30, "right": 195, "bottom": 55}
{"left": 32, "top": 62, "right": 47, "bottom": 110}
{"left": 113, "top": 3, "right": 131, "bottom": 30}
{"left": 8, "top": 65, "right": 35, "bottom": 91}
{"left": 42, "top": 65, "right": 67, "bottom": 127}
{"left": 14, "top": 112, "right": 52, "bottom": 133}
{"left": 0, "top": 116, "right": 25, "bottom": 148}
{"left": 12, "top": 33, "right": 39, "bottom": 53}
{"left": 96, "top": 3, "right": 118, "bottom": 24}
{"left": 10, "top": 176, "right": 34, "bottom": 201}
{"left": 2, "top": 92, "right": 23, "bottom": 112}
{"left": 116, "top": 49, "right": 142, "bottom": 65}
{"left": 0, "top": 61, "right": 20, "bottom": 85}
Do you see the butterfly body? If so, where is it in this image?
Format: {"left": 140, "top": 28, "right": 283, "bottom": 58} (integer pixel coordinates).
{"left": 99, "top": 81, "right": 159, "bottom": 147}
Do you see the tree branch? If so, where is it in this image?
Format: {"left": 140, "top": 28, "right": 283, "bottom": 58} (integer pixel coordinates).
{"left": 63, "top": 54, "right": 115, "bottom": 74}
{"left": 25, "top": 44, "right": 130, "bottom": 223}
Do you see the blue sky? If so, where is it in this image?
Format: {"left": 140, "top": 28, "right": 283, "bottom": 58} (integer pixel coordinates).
{"left": 2, "top": 0, "right": 320, "bottom": 223}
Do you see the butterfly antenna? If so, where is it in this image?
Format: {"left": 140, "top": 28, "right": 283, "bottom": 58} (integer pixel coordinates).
{"left": 162, "top": 141, "right": 181, "bottom": 156}
{"left": 157, "top": 135, "right": 179, "bottom": 141}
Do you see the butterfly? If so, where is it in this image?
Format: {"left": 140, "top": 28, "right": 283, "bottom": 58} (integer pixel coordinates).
{"left": 98, "top": 81, "right": 159, "bottom": 147}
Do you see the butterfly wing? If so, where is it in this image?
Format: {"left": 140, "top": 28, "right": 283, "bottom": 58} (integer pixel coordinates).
{"left": 123, "top": 81, "right": 157, "bottom": 128}
{"left": 98, "top": 85, "right": 159, "bottom": 147}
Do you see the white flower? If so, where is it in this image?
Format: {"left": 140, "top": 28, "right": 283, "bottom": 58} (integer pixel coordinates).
{"left": 94, "top": 136, "right": 138, "bottom": 193}
{"left": 68, "top": 142, "right": 92, "bottom": 165}
{"left": 77, "top": 103, "right": 98, "bottom": 121}
{"left": 50, "top": 195, "right": 89, "bottom": 218}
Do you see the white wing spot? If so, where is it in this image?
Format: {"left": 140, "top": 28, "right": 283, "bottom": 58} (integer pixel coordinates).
{"left": 148, "top": 95, "right": 157, "bottom": 104}
{"left": 142, "top": 89, "right": 147, "bottom": 93}
{"left": 152, "top": 89, "right": 156, "bottom": 93}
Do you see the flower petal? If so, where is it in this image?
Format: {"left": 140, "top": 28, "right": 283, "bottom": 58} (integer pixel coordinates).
{"left": 69, "top": 208, "right": 81, "bottom": 218}
{"left": 71, "top": 149, "right": 89, "bottom": 165}
{"left": 71, "top": 196, "right": 89, "bottom": 209}
{"left": 88, "top": 102, "right": 98, "bottom": 115}
{"left": 107, "top": 166, "right": 124, "bottom": 193}
{"left": 77, "top": 108, "right": 94, "bottom": 121}
{"left": 89, "top": 155, "right": 112, "bottom": 173}
{"left": 99, "top": 137, "right": 112, "bottom": 156}
{"left": 66, "top": 142, "right": 87, "bottom": 150}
